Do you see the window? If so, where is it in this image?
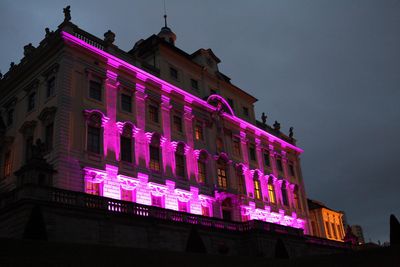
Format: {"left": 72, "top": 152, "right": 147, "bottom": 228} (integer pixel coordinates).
{"left": 263, "top": 151, "right": 270, "bottom": 167}
{"left": 201, "top": 206, "right": 210, "bottom": 217}
{"left": 46, "top": 77, "right": 55, "bottom": 98}
{"left": 6, "top": 109, "right": 14, "bottom": 126}
{"left": 281, "top": 182, "right": 289, "bottom": 206}
{"left": 242, "top": 107, "right": 249, "bottom": 117}
{"left": 148, "top": 105, "right": 159, "bottom": 123}
{"left": 45, "top": 123, "right": 54, "bottom": 151}
{"left": 332, "top": 222, "right": 337, "bottom": 239}
{"left": 249, "top": 145, "right": 256, "bottom": 161}
{"left": 3, "top": 151, "right": 12, "bottom": 177}
{"left": 151, "top": 195, "right": 163, "bottom": 208}
{"left": 237, "top": 168, "right": 245, "bottom": 195}
{"left": 89, "top": 80, "right": 102, "bottom": 101}
{"left": 178, "top": 201, "right": 188, "bottom": 212}
{"left": 268, "top": 181, "right": 276, "bottom": 204}
{"left": 120, "top": 125, "right": 133, "bottom": 162}
{"left": 325, "top": 221, "right": 332, "bottom": 238}
{"left": 227, "top": 98, "right": 234, "bottom": 110}
{"left": 289, "top": 163, "right": 295, "bottom": 176}
{"left": 197, "top": 151, "right": 207, "bottom": 184}
{"left": 27, "top": 92, "right": 36, "bottom": 112}
{"left": 190, "top": 79, "right": 199, "bottom": 90}
{"left": 25, "top": 136, "right": 34, "bottom": 162}
{"left": 149, "top": 135, "right": 161, "bottom": 172}
{"left": 121, "top": 94, "right": 132, "bottom": 113}
{"left": 121, "top": 188, "right": 133, "bottom": 201}
{"left": 293, "top": 187, "right": 300, "bottom": 209}
{"left": 217, "top": 160, "right": 228, "bottom": 189}
{"left": 175, "top": 144, "right": 185, "bottom": 178}
{"left": 254, "top": 180, "right": 261, "bottom": 200}
{"left": 169, "top": 67, "right": 178, "bottom": 80}
{"left": 88, "top": 126, "right": 101, "bottom": 154}
{"left": 216, "top": 138, "right": 223, "bottom": 153}
{"left": 173, "top": 115, "right": 183, "bottom": 132}
{"left": 194, "top": 123, "right": 203, "bottom": 141}
{"left": 276, "top": 158, "right": 283, "bottom": 172}
{"left": 86, "top": 182, "right": 100, "bottom": 196}
{"left": 233, "top": 139, "right": 241, "bottom": 156}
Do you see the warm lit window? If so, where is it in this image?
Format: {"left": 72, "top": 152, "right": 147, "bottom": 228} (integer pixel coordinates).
{"left": 233, "top": 139, "right": 241, "bottom": 156}
{"left": 86, "top": 182, "right": 100, "bottom": 196}
{"left": 276, "top": 158, "right": 283, "bottom": 172}
{"left": 46, "top": 77, "right": 55, "bottom": 98}
{"left": 281, "top": 182, "right": 289, "bottom": 206}
{"left": 201, "top": 206, "right": 210, "bottom": 217}
{"left": 148, "top": 104, "right": 159, "bottom": 123}
{"left": 249, "top": 145, "right": 256, "bottom": 161}
{"left": 191, "top": 79, "right": 199, "bottom": 90}
{"left": 175, "top": 144, "right": 185, "bottom": 178}
{"left": 169, "top": 67, "right": 178, "bottom": 80}
{"left": 173, "top": 115, "right": 183, "bottom": 132}
{"left": 197, "top": 152, "right": 207, "bottom": 183}
{"left": 45, "top": 123, "right": 54, "bottom": 151}
{"left": 178, "top": 201, "right": 188, "bottom": 212}
{"left": 121, "top": 94, "right": 132, "bottom": 113}
{"left": 151, "top": 195, "right": 163, "bottom": 208}
{"left": 194, "top": 123, "right": 203, "bottom": 141}
{"left": 263, "top": 151, "right": 270, "bottom": 167}
{"left": 27, "top": 92, "right": 36, "bottom": 112}
{"left": 89, "top": 80, "right": 102, "bottom": 101}
{"left": 253, "top": 173, "right": 262, "bottom": 200}
{"left": 268, "top": 182, "right": 275, "bottom": 204}
{"left": 121, "top": 188, "right": 133, "bottom": 201}
{"left": 217, "top": 161, "right": 228, "bottom": 189}
{"left": 120, "top": 125, "right": 133, "bottom": 162}
{"left": 149, "top": 135, "right": 161, "bottom": 172}
{"left": 3, "top": 151, "right": 12, "bottom": 177}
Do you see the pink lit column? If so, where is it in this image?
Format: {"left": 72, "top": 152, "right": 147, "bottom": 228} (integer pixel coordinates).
{"left": 134, "top": 82, "right": 148, "bottom": 168}
{"left": 103, "top": 164, "right": 121, "bottom": 199}
{"left": 255, "top": 137, "right": 268, "bottom": 202}
{"left": 190, "top": 187, "right": 201, "bottom": 215}
{"left": 240, "top": 131, "right": 253, "bottom": 198}
{"left": 160, "top": 95, "right": 173, "bottom": 176}
{"left": 183, "top": 105, "right": 196, "bottom": 181}
{"left": 281, "top": 151, "right": 293, "bottom": 209}
{"left": 165, "top": 180, "right": 177, "bottom": 210}
{"left": 103, "top": 70, "right": 120, "bottom": 161}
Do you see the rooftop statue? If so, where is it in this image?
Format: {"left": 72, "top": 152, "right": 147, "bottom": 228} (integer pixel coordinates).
{"left": 63, "top": 5, "right": 71, "bottom": 22}
{"left": 261, "top": 112, "right": 267, "bottom": 125}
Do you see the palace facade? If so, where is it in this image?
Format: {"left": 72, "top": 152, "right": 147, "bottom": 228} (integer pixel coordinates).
{"left": 0, "top": 8, "right": 310, "bottom": 239}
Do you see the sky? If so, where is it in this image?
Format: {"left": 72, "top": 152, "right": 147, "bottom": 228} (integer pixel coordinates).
{"left": 1, "top": 0, "right": 399, "bottom": 243}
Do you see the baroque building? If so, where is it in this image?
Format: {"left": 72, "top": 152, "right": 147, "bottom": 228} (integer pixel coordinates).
{"left": 0, "top": 7, "right": 351, "bottom": 256}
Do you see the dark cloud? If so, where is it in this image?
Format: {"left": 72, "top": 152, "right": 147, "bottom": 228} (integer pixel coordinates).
{"left": 1, "top": 0, "right": 399, "bottom": 242}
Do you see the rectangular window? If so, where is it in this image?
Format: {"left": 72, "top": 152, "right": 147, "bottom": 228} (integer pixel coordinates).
{"left": 198, "top": 161, "right": 206, "bottom": 183}
{"left": 325, "top": 221, "right": 332, "bottom": 238}
{"left": 194, "top": 123, "right": 203, "bottom": 141}
{"left": 120, "top": 136, "right": 132, "bottom": 162}
{"left": 268, "top": 183, "right": 275, "bottom": 204}
{"left": 238, "top": 174, "right": 245, "bottom": 195}
{"left": 149, "top": 146, "right": 160, "bottom": 171}
{"left": 169, "top": 67, "right": 178, "bottom": 80}
{"left": 175, "top": 154, "right": 185, "bottom": 178}
{"left": 201, "top": 206, "right": 210, "bottom": 217}
{"left": 173, "top": 115, "right": 183, "bottom": 132}
{"left": 3, "top": 151, "right": 12, "bottom": 177}
{"left": 254, "top": 180, "right": 262, "bottom": 200}
{"left": 190, "top": 79, "right": 199, "bottom": 90}
{"left": 264, "top": 151, "right": 270, "bottom": 167}
{"left": 227, "top": 98, "right": 234, "bottom": 110}
{"left": 87, "top": 126, "right": 101, "bottom": 154}
{"left": 45, "top": 123, "right": 54, "bottom": 151}
{"left": 233, "top": 140, "right": 241, "bottom": 156}
{"left": 121, "top": 188, "right": 133, "bottom": 201}
{"left": 25, "top": 136, "right": 33, "bottom": 162}
{"left": 242, "top": 107, "right": 249, "bottom": 117}
{"left": 178, "top": 201, "right": 188, "bottom": 213}
{"left": 249, "top": 145, "right": 256, "bottom": 161}
{"left": 151, "top": 195, "right": 163, "bottom": 208}
{"left": 289, "top": 163, "right": 295, "bottom": 176}
{"left": 332, "top": 222, "right": 337, "bottom": 239}
{"left": 86, "top": 182, "right": 100, "bottom": 196}
{"left": 121, "top": 94, "right": 132, "bottom": 113}
{"left": 46, "top": 77, "right": 55, "bottom": 98}
{"left": 6, "top": 109, "right": 14, "bottom": 126}
{"left": 89, "top": 80, "right": 102, "bottom": 101}
{"left": 27, "top": 92, "right": 36, "bottom": 112}
{"left": 148, "top": 105, "right": 159, "bottom": 123}
{"left": 276, "top": 158, "right": 283, "bottom": 172}
{"left": 217, "top": 167, "right": 228, "bottom": 189}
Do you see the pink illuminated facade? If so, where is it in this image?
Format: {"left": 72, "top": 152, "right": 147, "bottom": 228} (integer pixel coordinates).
{"left": 0, "top": 15, "right": 310, "bottom": 234}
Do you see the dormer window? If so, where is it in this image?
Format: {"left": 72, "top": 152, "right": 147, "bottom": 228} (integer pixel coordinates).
{"left": 169, "top": 67, "right": 178, "bottom": 80}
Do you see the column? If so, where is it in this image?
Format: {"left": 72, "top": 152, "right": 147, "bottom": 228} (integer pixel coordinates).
{"left": 255, "top": 137, "right": 267, "bottom": 202}
{"left": 240, "top": 131, "right": 253, "bottom": 198}
{"left": 183, "top": 105, "right": 196, "bottom": 181}
{"left": 134, "top": 82, "right": 148, "bottom": 168}
{"left": 160, "top": 95, "right": 173, "bottom": 176}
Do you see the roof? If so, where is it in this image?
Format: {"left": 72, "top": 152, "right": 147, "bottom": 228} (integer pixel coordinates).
{"left": 307, "top": 199, "right": 342, "bottom": 213}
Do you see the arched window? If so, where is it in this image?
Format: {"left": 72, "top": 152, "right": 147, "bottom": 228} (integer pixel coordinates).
{"left": 120, "top": 124, "right": 133, "bottom": 162}
{"left": 149, "top": 134, "right": 161, "bottom": 172}
{"left": 197, "top": 151, "right": 208, "bottom": 184}
{"left": 87, "top": 113, "right": 102, "bottom": 154}
{"left": 253, "top": 171, "right": 262, "bottom": 200}
{"left": 217, "top": 158, "right": 228, "bottom": 189}
{"left": 175, "top": 143, "right": 186, "bottom": 178}
{"left": 237, "top": 165, "right": 246, "bottom": 195}
{"left": 268, "top": 178, "right": 276, "bottom": 204}
{"left": 293, "top": 185, "right": 300, "bottom": 209}
{"left": 281, "top": 181, "right": 289, "bottom": 206}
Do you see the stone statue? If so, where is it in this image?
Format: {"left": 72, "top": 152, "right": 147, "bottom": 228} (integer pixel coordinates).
{"left": 24, "top": 43, "right": 35, "bottom": 57}
{"left": 104, "top": 30, "right": 116, "bottom": 46}
{"left": 261, "top": 112, "right": 267, "bottom": 125}
{"left": 289, "top": 127, "right": 294, "bottom": 138}
{"left": 63, "top": 5, "right": 71, "bottom": 22}
{"left": 9, "top": 62, "right": 15, "bottom": 71}
{"left": 273, "top": 120, "right": 281, "bottom": 131}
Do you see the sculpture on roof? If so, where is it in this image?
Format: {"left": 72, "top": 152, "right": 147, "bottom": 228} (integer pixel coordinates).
{"left": 289, "top": 127, "right": 294, "bottom": 138}
{"left": 273, "top": 120, "right": 281, "bottom": 131}
{"left": 63, "top": 5, "right": 71, "bottom": 22}
{"left": 261, "top": 112, "right": 267, "bottom": 125}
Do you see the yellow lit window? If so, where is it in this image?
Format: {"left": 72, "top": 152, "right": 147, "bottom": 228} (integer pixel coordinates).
{"left": 254, "top": 180, "right": 261, "bottom": 200}
{"left": 268, "top": 183, "right": 275, "bottom": 204}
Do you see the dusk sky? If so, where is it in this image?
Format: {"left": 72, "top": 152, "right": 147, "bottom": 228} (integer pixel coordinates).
{"left": 1, "top": 1, "right": 399, "bottom": 243}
